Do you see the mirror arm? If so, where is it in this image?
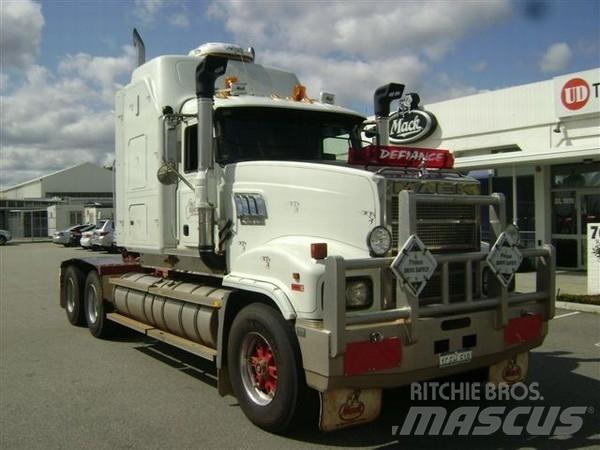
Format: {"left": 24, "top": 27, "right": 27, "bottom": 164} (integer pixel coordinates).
{"left": 165, "top": 161, "right": 195, "bottom": 191}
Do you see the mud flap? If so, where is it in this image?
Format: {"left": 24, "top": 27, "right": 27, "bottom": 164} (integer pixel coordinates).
{"left": 488, "top": 351, "right": 529, "bottom": 384}
{"left": 319, "top": 388, "right": 382, "bottom": 432}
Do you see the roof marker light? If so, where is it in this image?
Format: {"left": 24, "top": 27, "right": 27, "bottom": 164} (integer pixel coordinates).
{"left": 225, "top": 76, "right": 239, "bottom": 89}
{"left": 292, "top": 84, "right": 307, "bottom": 101}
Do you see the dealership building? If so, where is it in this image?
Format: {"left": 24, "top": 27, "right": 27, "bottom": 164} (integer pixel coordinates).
{"left": 412, "top": 68, "right": 599, "bottom": 270}
{"left": 0, "top": 163, "right": 114, "bottom": 238}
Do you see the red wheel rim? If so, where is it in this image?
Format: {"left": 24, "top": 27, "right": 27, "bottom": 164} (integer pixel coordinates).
{"left": 241, "top": 332, "right": 278, "bottom": 405}
{"left": 250, "top": 339, "right": 278, "bottom": 396}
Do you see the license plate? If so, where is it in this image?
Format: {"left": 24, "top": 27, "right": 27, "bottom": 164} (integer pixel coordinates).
{"left": 439, "top": 349, "right": 472, "bottom": 368}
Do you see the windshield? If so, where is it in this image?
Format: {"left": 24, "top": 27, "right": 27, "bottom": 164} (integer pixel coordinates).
{"left": 214, "top": 107, "right": 364, "bottom": 165}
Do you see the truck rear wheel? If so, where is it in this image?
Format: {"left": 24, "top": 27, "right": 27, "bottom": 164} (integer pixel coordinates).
{"left": 64, "top": 265, "right": 85, "bottom": 326}
{"left": 84, "top": 270, "right": 115, "bottom": 338}
{"left": 228, "top": 303, "right": 303, "bottom": 433}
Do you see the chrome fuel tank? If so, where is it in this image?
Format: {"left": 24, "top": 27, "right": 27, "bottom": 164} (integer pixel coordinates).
{"left": 112, "top": 273, "right": 229, "bottom": 348}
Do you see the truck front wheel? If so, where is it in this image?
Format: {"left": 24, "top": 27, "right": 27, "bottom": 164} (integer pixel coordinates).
{"left": 64, "top": 265, "right": 85, "bottom": 326}
{"left": 84, "top": 270, "right": 115, "bottom": 338}
{"left": 228, "top": 303, "right": 303, "bottom": 433}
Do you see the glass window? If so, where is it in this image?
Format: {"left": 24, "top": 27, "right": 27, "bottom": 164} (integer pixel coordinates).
{"left": 552, "top": 191, "right": 576, "bottom": 234}
{"left": 184, "top": 125, "right": 198, "bottom": 173}
{"left": 69, "top": 211, "right": 83, "bottom": 226}
{"left": 551, "top": 162, "right": 600, "bottom": 188}
{"left": 214, "top": 107, "right": 363, "bottom": 165}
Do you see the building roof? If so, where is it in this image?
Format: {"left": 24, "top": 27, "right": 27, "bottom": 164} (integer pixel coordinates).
{"left": 0, "top": 162, "right": 111, "bottom": 194}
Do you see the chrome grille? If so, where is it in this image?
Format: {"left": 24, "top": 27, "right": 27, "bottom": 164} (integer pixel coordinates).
{"left": 390, "top": 197, "right": 479, "bottom": 252}
{"left": 416, "top": 223, "right": 477, "bottom": 251}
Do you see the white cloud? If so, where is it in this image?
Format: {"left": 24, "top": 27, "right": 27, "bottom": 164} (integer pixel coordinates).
{"left": 134, "top": 0, "right": 189, "bottom": 27}
{"left": 470, "top": 60, "right": 488, "bottom": 72}
{"left": 169, "top": 12, "right": 190, "bottom": 29}
{"left": 58, "top": 46, "right": 136, "bottom": 102}
{"left": 0, "top": 72, "right": 9, "bottom": 92}
{"left": 1, "top": 47, "right": 135, "bottom": 188}
{"left": 207, "top": 0, "right": 511, "bottom": 110}
{"left": 208, "top": 1, "right": 511, "bottom": 60}
{"left": 260, "top": 50, "right": 426, "bottom": 111}
{"left": 0, "top": 0, "right": 44, "bottom": 69}
{"left": 539, "top": 42, "right": 572, "bottom": 73}
{"left": 425, "top": 72, "right": 480, "bottom": 103}
{"left": 134, "top": 0, "right": 165, "bottom": 23}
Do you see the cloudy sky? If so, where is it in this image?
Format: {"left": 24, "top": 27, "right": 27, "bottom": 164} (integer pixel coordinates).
{"left": 1, "top": 0, "right": 599, "bottom": 188}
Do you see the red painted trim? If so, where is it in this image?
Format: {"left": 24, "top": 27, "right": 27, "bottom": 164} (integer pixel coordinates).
{"left": 504, "top": 314, "right": 543, "bottom": 345}
{"left": 344, "top": 337, "right": 402, "bottom": 376}
{"left": 97, "top": 264, "right": 142, "bottom": 276}
{"left": 348, "top": 145, "right": 453, "bottom": 168}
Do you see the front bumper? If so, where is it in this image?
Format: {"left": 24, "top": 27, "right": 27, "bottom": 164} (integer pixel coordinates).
{"left": 296, "top": 245, "right": 555, "bottom": 392}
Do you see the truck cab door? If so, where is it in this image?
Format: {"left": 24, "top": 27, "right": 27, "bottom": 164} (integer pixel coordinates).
{"left": 177, "top": 123, "right": 199, "bottom": 248}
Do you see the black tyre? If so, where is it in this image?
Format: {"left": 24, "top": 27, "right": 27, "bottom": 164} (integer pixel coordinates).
{"left": 84, "top": 270, "right": 116, "bottom": 338}
{"left": 0, "top": 236, "right": 6, "bottom": 246}
{"left": 64, "top": 265, "right": 86, "bottom": 326}
{"left": 228, "top": 303, "right": 304, "bottom": 433}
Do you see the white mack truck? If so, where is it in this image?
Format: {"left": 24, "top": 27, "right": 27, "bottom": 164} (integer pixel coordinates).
{"left": 59, "top": 32, "right": 556, "bottom": 433}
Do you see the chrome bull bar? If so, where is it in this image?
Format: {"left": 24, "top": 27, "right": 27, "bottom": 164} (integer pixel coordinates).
{"left": 320, "top": 192, "right": 556, "bottom": 358}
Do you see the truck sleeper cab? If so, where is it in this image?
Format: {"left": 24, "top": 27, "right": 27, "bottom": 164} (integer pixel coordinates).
{"left": 59, "top": 38, "right": 555, "bottom": 433}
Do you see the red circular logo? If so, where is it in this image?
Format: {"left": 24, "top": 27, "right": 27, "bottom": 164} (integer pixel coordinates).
{"left": 561, "top": 78, "right": 590, "bottom": 110}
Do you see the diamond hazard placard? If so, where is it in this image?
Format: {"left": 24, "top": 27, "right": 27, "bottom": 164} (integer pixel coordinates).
{"left": 486, "top": 231, "right": 523, "bottom": 287}
{"left": 391, "top": 235, "right": 437, "bottom": 297}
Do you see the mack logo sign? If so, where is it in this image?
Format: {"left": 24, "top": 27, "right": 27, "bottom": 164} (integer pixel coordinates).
{"left": 389, "top": 93, "right": 437, "bottom": 144}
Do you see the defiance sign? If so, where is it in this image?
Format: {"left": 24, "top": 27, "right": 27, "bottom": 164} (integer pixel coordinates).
{"left": 348, "top": 145, "right": 454, "bottom": 169}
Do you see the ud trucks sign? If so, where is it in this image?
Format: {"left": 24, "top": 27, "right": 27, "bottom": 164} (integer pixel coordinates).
{"left": 554, "top": 68, "right": 600, "bottom": 118}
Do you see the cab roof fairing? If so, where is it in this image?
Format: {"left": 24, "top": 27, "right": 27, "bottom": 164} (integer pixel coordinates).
{"left": 127, "top": 55, "right": 310, "bottom": 113}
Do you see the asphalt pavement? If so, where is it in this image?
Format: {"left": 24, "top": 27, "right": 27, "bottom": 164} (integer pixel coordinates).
{"left": 1, "top": 243, "right": 599, "bottom": 449}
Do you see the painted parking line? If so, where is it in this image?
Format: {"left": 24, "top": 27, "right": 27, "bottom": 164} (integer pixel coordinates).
{"left": 554, "top": 311, "right": 580, "bottom": 320}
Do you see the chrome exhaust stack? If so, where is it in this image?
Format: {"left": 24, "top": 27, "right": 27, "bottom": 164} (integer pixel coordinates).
{"left": 195, "top": 55, "right": 228, "bottom": 270}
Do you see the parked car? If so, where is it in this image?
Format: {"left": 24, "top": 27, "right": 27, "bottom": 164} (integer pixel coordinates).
{"left": 0, "top": 229, "right": 12, "bottom": 246}
{"left": 53, "top": 224, "right": 90, "bottom": 246}
{"left": 92, "top": 220, "right": 115, "bottom": 251}
{"left": 69, "top": 224, "right": 95, "bottom": 246}
{"left": 80, "top": 227, "right": 96, "bottom": 249}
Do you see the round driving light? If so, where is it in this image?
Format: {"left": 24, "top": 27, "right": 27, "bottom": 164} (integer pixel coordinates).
{"left": 345, "top": 279, "right": 373, "bottom": 309}
{"left": 367, "top": 226, "right": 392, "bottom": 256}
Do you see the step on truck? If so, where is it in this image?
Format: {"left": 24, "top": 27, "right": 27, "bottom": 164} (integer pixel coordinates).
{"left": 59, "top": 32, "right": 555, "bottom": 433}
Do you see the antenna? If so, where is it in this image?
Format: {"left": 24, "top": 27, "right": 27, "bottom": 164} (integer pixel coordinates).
{"left": 133, "top": 28, "right": 145, "bottom": 67}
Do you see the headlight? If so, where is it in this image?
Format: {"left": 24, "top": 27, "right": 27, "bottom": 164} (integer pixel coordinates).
{"left": 345, "top": 277, "right": 373, "bottom": 310}
{"left": 367, "top": 226, "right": 392, "bottom": 256}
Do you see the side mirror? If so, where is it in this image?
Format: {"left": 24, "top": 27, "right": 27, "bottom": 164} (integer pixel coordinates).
{"left": 157, "top": 161, "right": 195, "bottom": 191}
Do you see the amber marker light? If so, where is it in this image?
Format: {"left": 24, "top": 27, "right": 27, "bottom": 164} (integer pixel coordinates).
{"left": 292, "top": 84, "right": 307, "bottom": 101}
{"left": 311, "top": 243, "right": 328, "bottom": 260}
{"left": 225, "top": 76, "right": 239, "bottom": 89}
